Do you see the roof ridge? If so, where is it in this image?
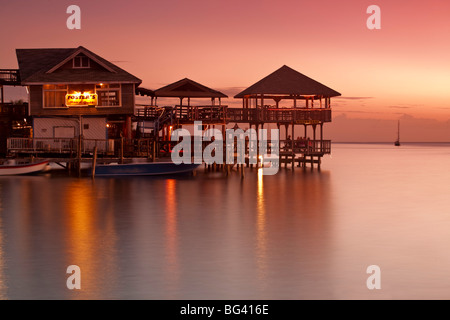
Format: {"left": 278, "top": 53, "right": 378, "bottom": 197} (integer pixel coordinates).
{"left": 15, "top": 46, "right": 141, "bottom": 84}
{"left": 234, "top": 65, "right": 341, "bottom": 98}
{"left": 155, "top": 78, "right": 227, "bottom": 98}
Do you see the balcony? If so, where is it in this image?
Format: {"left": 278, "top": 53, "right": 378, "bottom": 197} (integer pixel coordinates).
{"left": 0, "top": 69, "right": 21, "bottom": 85}
{"left": 227, "top": 107, "right": 331, "bottom": 124}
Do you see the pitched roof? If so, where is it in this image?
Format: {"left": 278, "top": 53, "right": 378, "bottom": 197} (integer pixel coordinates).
{"left": 154, "top": 78, "right": 227, "bottom": 98}
{"left": 234, "top": 65, "right": 341, "bottom": 98}
{"left": 16, "top": 46, "right": 141, "bottom": 84}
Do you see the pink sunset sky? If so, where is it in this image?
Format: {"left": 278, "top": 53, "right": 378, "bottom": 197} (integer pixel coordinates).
{"left": 1, "top": 0, "right": 449, "bottom": 142}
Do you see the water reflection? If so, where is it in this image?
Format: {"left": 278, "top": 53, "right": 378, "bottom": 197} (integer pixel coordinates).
{"left": 2, "top": 145, "right": 450, "bottom": 299}
{"left": 0, "top": 183, "right": 5, "bottom": 299}
{"left": 64, "top": 180, "right": 97, "bottom": 297}
{"left": 64, "top": 179, "right": 118, "bottom": 299}
{"left": 164, "top": 179, "right": 180, "bottom": 296}
{"left": 255, "top": 169, "right": 268, "bottom": 291}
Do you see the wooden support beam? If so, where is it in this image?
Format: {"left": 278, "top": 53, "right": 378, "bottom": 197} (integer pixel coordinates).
{"left": 291, "top": 123, "right": 295, "bottom": 170}
{"left": 120, "top": 137, "right": 124, "bottom": 164}
{"left": 91, "top": 146, "right": 97, "bottom": 178}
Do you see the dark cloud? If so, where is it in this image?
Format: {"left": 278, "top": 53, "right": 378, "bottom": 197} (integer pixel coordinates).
{"left": 338, "top": 110, "right": 379, "bottom": 114}
{"left": 334, "top": 96, "right": 374, "bottom": 100}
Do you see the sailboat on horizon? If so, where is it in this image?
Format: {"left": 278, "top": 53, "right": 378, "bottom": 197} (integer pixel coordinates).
{"left": 394, "top": 120, "right": 400, "bottom": 146}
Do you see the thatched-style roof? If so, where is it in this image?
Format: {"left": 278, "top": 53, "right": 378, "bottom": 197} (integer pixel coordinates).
{"left": 16, "top": 46, "right": 141, "bottom": 85}
{"left": 234, "top": 65, "right": 340, "bottom": 98}
{"left": 155, "top": 78, "right": 227, "bottom": 98}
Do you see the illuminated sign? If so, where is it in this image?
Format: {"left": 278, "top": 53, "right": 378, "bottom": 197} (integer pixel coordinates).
{"left": 65, "top": 92, "right": 98, "bottom": 107}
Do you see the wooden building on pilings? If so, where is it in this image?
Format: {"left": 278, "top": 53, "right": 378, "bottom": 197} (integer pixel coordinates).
{"left": 5, "top": 54, "right": 341, "bottom": 171}
{"left": 233, "top": 65, "right": 341, "bottom": 169}
{"left": 135, "top": 65, "right": 340, "bottom": 170}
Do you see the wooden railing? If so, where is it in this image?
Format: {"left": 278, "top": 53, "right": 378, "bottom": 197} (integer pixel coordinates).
{"left": 135, "top": 105, "right": 228, "bottom": 123}
{"left": 135, "top": 105, "right": 162, "bottom": 119}
{"left": 282, "top": 139, "right": 331, "bottom": 154}
{"left": 0, "top": 103, "right": 28, "bottom": 118}
{"left": 135, "top": 105, "right": 330, "bottom": 124}
{"left": 7, "top": 138, "right": 114, "bottom": 155}
{"left": 7, "top": 137, "right": 157, "bottom": 158}
{"left": 307, "top": 139, "right": 331, "bottom": 154}
{"left": 0, "top": 69, "right": 20, "bottom": 85}
{"left": 227, "top": 107, "right": 331, "bottom": 123}
{"left": 8, "top": 138, "right": 76, "bottom": 153}
{"left": 174, "top": 105, "right": 227, "bottom": 123}
{"left": 7, "top": 137, "right": 331, "bottom": 158}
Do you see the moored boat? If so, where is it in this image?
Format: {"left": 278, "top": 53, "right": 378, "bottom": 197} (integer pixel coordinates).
{"left": 0, "top": 159, "right": 50, "bottom": 176}
{"left": 94, "top": 161, "right": 200, "bottom": 176}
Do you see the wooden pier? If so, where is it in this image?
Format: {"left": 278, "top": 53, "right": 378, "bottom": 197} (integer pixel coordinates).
{"left": 3, "top": 65, "right": 340, "bottom": 173}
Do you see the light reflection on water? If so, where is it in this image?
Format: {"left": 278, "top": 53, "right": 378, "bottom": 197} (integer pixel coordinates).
{"left": 0, "top": 183, "right": 5, "bottom": 299}
{"left": 256, "top": 169, "right": 267, "bottom": 293}
{"left": 163, "top": 179, "right": 180, "bottom": 298}
{"left": 0, "top": 143, "right": 450, "bottom": 299}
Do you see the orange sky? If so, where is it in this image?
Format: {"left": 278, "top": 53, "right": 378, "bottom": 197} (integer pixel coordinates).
{"left": 1, "top": 0, "right": 449, "bottom": 141}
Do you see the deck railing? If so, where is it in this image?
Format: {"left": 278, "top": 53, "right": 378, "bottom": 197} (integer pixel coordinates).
{"left": 0, "top": 103, "right": 28, "bottom": 117}
{"left": 135, "top": 106, "right": 330, "bottom": 124}
{"left": 7, "top": 137, "right": 156, "bottom": 158}
{"left": 0, "top": 69, "right": 20, "bottom": 85}
{"left": 7, "top": 137, "right": 331, "bottom": 158}
{"left": 8, "top": 138, "right": 76, "bottom": 153}
{"left": 174, "top": 105, "right": 228, "bottom": 123}
{"left": 227, "top": 107, "right": 331, "bottom": 123}
{"left": 283, "top": 139, "right": 331, "bottom": 154}
{"left": 135, "top": 105, "right": 162, "bottom": 119}
{"left": 7, "top": 138, "right": 115, "bottom": 155}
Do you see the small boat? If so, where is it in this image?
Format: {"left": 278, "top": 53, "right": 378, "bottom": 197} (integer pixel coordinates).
{"left": 94, "top": 161, "right": 200, "bottom": 177}
{"left": 0, "top": 159, "right": 50, "bottom": 176}
{"left": 394, "top": 120, "right": 400, "bottom": 146}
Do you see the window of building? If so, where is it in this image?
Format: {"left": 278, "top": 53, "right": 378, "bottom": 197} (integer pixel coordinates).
{"left": 43, "top": 84, "right": 68, "bottom": 108}
{"left": 96, "top": 83, "right": 121, "bottom": 107}
{"left": 73, "top": 55, "right": 90, "bottom": 68}
{"left": 66, "top": 84, "right": 97, "bottom": 107}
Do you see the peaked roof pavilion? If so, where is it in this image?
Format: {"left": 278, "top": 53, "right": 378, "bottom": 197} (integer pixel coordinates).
{"left": 234, "top": 65, "right": 340, "bottom": 101}
{"left": 155, "top": 78, "right": 227, "bottom": 99}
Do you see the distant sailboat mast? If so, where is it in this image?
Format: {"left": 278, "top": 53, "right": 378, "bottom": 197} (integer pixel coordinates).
{"left": 395, "top": 120, "right": 400, "bottom": 146}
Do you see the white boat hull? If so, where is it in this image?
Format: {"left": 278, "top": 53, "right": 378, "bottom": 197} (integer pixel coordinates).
{"left": 0, "top": 160, "right": 50, "bottom": 176}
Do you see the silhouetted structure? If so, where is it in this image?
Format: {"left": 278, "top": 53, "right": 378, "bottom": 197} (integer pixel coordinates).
{"left": 2, "top": 46, "right": 341, "bottom": 171}
{"left": 232, "top": 65, "right": 341, "bottom": 168}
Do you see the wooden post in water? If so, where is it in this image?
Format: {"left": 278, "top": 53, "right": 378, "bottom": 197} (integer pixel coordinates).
{"left": 291, "top": 122, "right": 295, "bottom": 170}
{"left": 249, "top": 124, "right": 253, "bottom": 169}
{"left": 91, "top": 146, "right": 97, "bottom": 178}
{"left": 77, "top": 135, "right": 82, "bottom": 177}
{"left": 152, "top": 139, "right": 156, "bottom": 162}
{"left": 312, "top": 124, "right": 317, "bottom": 170}
{"left": 120, "top": 137, "right": 124, "bottom": 164}
{"left": 320, "top": 123, "right": 324, "bottom": 153}
{"left": 256, "top": 123, "right": 260, "bottom": 168}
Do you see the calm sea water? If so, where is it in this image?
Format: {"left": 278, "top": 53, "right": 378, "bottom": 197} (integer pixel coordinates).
{"left": 1, "top": 143, "right": 450, "bottom": 299}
